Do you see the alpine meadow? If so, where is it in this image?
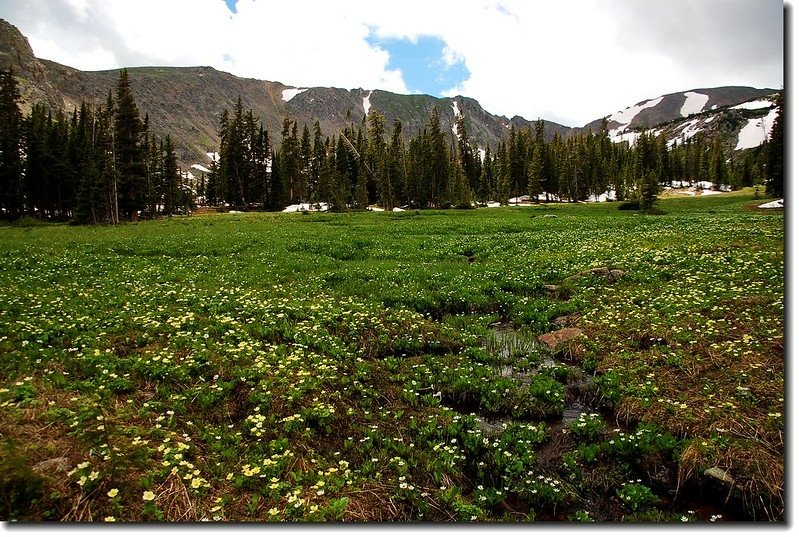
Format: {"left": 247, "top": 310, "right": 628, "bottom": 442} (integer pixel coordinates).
{"left": 0, "top": 9, "right": 785, "bottom": 525}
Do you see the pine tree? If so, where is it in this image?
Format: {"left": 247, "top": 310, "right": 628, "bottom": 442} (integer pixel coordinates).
{"left": 0, "top": 69, "right": 24, "bottom": 219}
{"left": 477, "top": 144, "right": 492, "bottom": 204}
{"left": 253, "top": 125, "right": 270, "bottom": 209}
{"left": 279, "top": 118, "right": 300, "bottom": 204}
{"left": 449, "top": 155, "right": 472, "bottom": 209}
{"left": 311, "top": 121, "right": 324, "bottom": 204}
{"left": 528, "top": 120, "right": 545, "bottom": 202}
{"left": 367, "top": 110, "right": 390, "bottom": 210}
{"left": 299, "top": 123, "right": 312, "bottom": 202}
{"left": 113, "top": 68, "right": 146, "bottom": 221}
{"left": 497, "top": 140, "right": 510, "bottom": 205}
{"left": 765, "top": 91, "right": 784, "bottom": 197}
{"left": 640, "top": 170, "right": 660, "bottom": 212}
{"left": 161, "top": 135, "right": 179, "bottom": 214}
{"left": 425, "top": 107, "right": 449, "bottom": 207}
{"left": 387, "top": 119, "right": 406, "bottom": 209}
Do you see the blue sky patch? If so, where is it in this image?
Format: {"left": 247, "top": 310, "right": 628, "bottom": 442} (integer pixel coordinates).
{"left": 224, "top": 0, "right": 237, "bottom": 14}
{"left": 367, "top": 34, "right": 469, "bottom": 96}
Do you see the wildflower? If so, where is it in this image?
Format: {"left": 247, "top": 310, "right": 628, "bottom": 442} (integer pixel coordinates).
{"left": 107, "top": 488, "right": 119, "bottom": 498}
{"left": 104, "top": 516, "right": 116, "bottom": 522}
{"left": 142, "top": 490, "right": 156, "bottom": 501}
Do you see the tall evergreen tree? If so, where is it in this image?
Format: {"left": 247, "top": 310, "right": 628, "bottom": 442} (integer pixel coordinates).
{"left": 113, "top": 68, "right": 146, "bottom": 221}
{"left": 161, "top": 135, "right": 180, "bottom": 214}
{"left": 387, "top": 119, "right": 406, "bottom": 209}
{"left": 497, "top": 140, "right": 510, "bottom": 205}
{"left": 0, "top": 69, "right": 23, "bottom": 219}
{"left": 765, "top": 91, "right": 784, "bottom": 197}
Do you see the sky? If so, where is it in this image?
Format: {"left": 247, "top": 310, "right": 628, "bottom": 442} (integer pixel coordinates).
{"left": 0, "top": 0, "right": 785, "bottom": 127}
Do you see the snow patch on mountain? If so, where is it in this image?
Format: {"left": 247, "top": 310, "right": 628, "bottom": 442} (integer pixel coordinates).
{"left": 667, "top": 118, "right": 703, "bottom": 147}
{"left": 680, "top": 92, "right": 709, "bottom": 117}
{"left": 607, "top": 96, "right": 663, "bottom": 144}
{"left": 608, "top": 96, "right": 664, "bottom": 127}
{"left": 452, "top": 100, "right": 461, "bottom": 136}
{"left": 735, "top": 107, "right": 779, "bottom": 150}
{"left": 732, "top": 99, "right": 773, "bottom": 110}
{"left": 191, "top": 164, "right": 211, "bottom": 173}
{"left": 611, "top": 131, "right": 640, "bottom": 145}
{"left": 206, "top": 152, "right": 220, "bottom": 162}
{"left": 282, "top": 88, "right": 309, "bottom": 102}
{"left": 363, "top": 90, "right": 373, "bottom": 116}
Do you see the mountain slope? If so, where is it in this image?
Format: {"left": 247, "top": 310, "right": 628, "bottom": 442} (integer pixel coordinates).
{"left": 1, "top": 18, "right": 780, "bottom": 170}
{"left": 0, "top": 19, "right": 571, "bottom": 168}
{"left": 586, "top": 87, "right": 780, "bottom": 151}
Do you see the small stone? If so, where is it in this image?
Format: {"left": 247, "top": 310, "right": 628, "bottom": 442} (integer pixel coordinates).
{"left": 542, "top": 284, "right": 562, "bottom": 297}
{"left": 608, "top": 269, "right": 626, "bottom": 281}
{"left": 537, "top": 328, "right": 584, "bottom": 349}
{"left": 33, "top": 457, "right": 71, "bottom": 475}
{"left": 552, "top": 316, "right": 571, "bottom": 327}
{"left": 704, "top": 467, "right": 735, "bottom": 486}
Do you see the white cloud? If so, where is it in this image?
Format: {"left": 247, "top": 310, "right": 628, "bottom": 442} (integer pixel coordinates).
{"left": 0, "top": 0, "right": 784, "bottom": 127}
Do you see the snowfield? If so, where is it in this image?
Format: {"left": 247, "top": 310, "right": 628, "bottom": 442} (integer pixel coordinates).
{"left": 606, "top": 96, "right": 663, "bottom": 145}
{"left": 735, "top": 108, "right": 779, "bottom": 150}
{"left": 667, "top": 118, "right": 703, "bottom": 147}
{"left": 282, "top": 202, "right": 329, "bottom": 213}
{"left": 608, "top": 96, "right": 664, "bottom": 127}
{"left": 282, "top": 88, "right": 309, "bottom": 102}
{"left": 363, "top": 90, "right": 373, "bottom": 116}
{"left": 680, "top": 91, "right": 709, "bottom": 117}
{"left": 191, "top": 164, "right": 211, "bottom": 173}
{"left": 452, "top": 100, "right": 461, "bottom": 136}
{"left": 732, "top": 99, "right": 774, "bottom": 110}
{"left": 758, "top": 199, "right": 784, "bottom": 209}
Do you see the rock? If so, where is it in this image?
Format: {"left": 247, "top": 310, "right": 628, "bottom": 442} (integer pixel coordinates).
{"left": 608, "top": 269, "right": 626, "bottom": 282}
{"left": 704, "top": 467, "right": 735, "bottom": 486}
{"left": 542, "top": 284, "right": 563, "bottom": 298}
{"left": 537, "top": 328, "right": 584, "bottom": 349}
{"left": 33, "top": 457, "right": 71, "bottom": 475}
{"left": 566, "top": 266, "right": 626, "bottom": 282}
{"left": 552, "top": 315, "right": 571, "bottom": 327}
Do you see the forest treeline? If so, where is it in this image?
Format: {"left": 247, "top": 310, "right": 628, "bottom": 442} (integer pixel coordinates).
{"left": 0, "top": 68, "right": 188, "bottom": 223}
{"left": 0, "top": 68, "right": 784, "bottom": 222}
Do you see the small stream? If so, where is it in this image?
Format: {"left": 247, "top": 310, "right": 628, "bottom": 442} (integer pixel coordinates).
{"left": 485, "top": 325, "right": 601, "bottom": 428}
{"left": 468, "top": 324, "right": 750, "bottom": 522}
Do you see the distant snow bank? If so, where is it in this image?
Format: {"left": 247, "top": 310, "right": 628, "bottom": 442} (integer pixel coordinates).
{"left": 282, "top": 88, "right": 309, "bottom": 102}
{"left": 758, "top": 199, "right": 783, "bottom": 209}
{"left": 452, "top": 100, "right": 461, "bottom": 136}
{"left": 732, "top": 99, "right": 773, "bottom": 110}
{"left": 680, "top": 91, "right": 709, "bottom": 117}
{"left": 667, "top": 118, "right": 703, "bottom": 147}
{"left": 191, "top": 164, "right": 211, "bottom": 173}
{"left": 609, "top": 96, "right": 664, "bottom": 126}
{"left": 363, "top": 90, "right": 373, "bottom": 116}
{"left": 607, "top": 96, "right": 663, "bottom": 144}
{"left": 735, "top": 107, "right": 779, "bottom": 150}
{"left": 282, "top": 202, "right": 329, "bottom": 213}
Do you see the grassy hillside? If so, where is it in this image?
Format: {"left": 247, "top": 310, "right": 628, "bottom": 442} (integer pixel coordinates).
{"left": 0, "top": 193, "right": 783, "bottom": 522}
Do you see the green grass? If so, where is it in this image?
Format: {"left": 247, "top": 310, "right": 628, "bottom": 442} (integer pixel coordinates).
{"left": 0, "top": 193, "right": 784, "bottom": 522}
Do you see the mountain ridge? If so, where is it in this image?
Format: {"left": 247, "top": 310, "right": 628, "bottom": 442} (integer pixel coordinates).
{"left": 0, "top": 18, "right": 778, "bottom": 168}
